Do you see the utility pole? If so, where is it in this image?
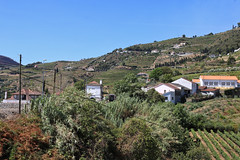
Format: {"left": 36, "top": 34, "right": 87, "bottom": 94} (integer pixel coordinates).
{"left": 53, "top": 68, "right": 57, "bottom": 94}
{"left": 42, "top": 59, "right": 47, "bottom": 96}
{"left": 60, "top": 73, "right": 62, "bottom": 92}
{"left": 19, "top": 54, "right": 22, "bottom": 114}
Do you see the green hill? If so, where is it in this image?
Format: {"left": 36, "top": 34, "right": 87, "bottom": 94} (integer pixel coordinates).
{"left": 1, "top": 27, "right": 240, "bottom": 98}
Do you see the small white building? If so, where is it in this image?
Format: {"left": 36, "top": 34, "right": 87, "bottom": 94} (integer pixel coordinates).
{"left": 86, "top": 81, "right": 102, "bottom": 100}
{"left": 172, "top": 78, "right": 198, "bottom": 95}
{"left": 154, "top": 83, "right": 184, "bottom": 104}
{"left": 194, "top": 75, "right": 239, "bottom": 89}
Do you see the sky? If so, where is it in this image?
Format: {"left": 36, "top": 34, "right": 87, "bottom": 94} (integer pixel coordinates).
{"left": 0, "top": 0, "right": 240, "bottom": 65}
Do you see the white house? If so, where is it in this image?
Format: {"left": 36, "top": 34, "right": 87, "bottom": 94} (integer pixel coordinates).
{"left": 172, "top": 78, "right": 198, "bottom": 95}
{"left": 194, "top": 75, "right": 239, "bottom": 89}
{"left": 86, "top": 81, "right": 102, "bottom": 100}
{"left": 154, "top": 83, "right": 184, "bottom": 104}
{"left": 2, "top": 89, "right": 41, "bottom": 104}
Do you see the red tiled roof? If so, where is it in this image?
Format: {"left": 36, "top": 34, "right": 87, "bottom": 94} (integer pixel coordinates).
{"left": 198, "top": 86, "right": 207, "bottom": 90}
{"left": 192, "top": 79, "right": 200, "bottom": 83}
{"left": 201, "top": 88, "right": 219, "bottom": 92}
{"left": 88, "top": 81, "right": 101, "bottom": 86}
{"left": 200, "top": 75, "right": 238, "bottom": 80}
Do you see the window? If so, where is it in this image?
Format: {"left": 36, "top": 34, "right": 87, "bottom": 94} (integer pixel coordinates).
{"left": 165, "top": 97, "right": 168, "bottom": 100}
{"left": 214, "top": 82, "right": 218, "bottom": 86}
{"left": 164, "top": 90, "right": 166, "bottom": 93}
{"left": 204, "top": 82, "right": 208, "bottom": 85}
{"left": 209, "top": 82, "right": 213, "bottom": 85}
{"left": 172, "top": 97, "right": 174, "bottom": 100}
{"left": 226, "top": 82, "right": 230, "bottom": 86}
{"left": 231, "top": 82, "right": 235, "bottom": 86}
{"left": 222, "top": 82, "right": 225, "bottom": 86}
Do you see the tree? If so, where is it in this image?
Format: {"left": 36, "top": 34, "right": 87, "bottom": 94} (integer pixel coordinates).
{"left": 113, "top": 73, "right": 144, "bottom": 98}
{"left": 74, "top": 79, "right": 85, "bottom": 91}
{"left": 227, "top": 56, "right": 236, "bottom": 65}
{"left": 146, "top": 89, "right": 164, "bottom": 103}
{"left": 160, "top": 74, "right": 173, "bottom": 83}
{"left": 149, "top": 67, "right": 173, "bottom": 81}
{"left": 182, "top": 34, "right": 186, "bottom": 38}
{"left": 118, "top": 118, "right": 160, "bottom": 160}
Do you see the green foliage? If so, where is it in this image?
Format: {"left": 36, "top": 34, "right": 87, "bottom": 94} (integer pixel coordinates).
{"left": 113, "top": 73, "right": 146, "bottom": 99}
{"left": 172, "top": 145, "right": 211, "bottom": 160}
{"left": 117, "top": 118, "right": 160, "bottom": 160}
{"left": 159, "top": 73, "right": 173, "bottom": 83}
{"left": 32, "top": 87, "right": 117, "bottom": 159}
{"left": 227, "top": 56, "right": 236, "bottom": 65}
{"left": 146, "top": 89, "right": 165, "bottom": 103}
{"left": 103, "top": 94, "right": 142, "bottom": 127}
{"left": 150, "top": 67, "right": 173, "bottom": 81}
{"left": 74, "top": 79, "right": 85, "bottom": 91}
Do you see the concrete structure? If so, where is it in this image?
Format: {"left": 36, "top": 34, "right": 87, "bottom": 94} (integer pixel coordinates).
{"left": 2, "top": 89, "right": 41, "bottom": 104}
{"left": 194, "top": 75, "right": 239, "bottom": 89}
{"left": 86, "top": 81, "right": 102, "bottom": 100}
{"left": 154, "top": 83, "right": 184, "bottom": 104}
{"left": 172, "top": 77, "right": 198, "bottom": 95}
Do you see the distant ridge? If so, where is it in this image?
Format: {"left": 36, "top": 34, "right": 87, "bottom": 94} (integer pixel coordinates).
{"left": 0, "top": 55, "right": 19, "bottom": 66}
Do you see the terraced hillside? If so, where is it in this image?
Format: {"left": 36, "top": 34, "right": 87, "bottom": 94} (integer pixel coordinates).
{"left": 191, "top": 129, "right": 240, "bottom": 160}
{"left": 1, "top": 27, "right": 240, "bottom": 99}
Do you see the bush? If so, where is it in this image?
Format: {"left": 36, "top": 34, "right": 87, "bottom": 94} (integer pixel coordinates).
{"left": 32, "top": 87, "right": 117, "bottom": 159}
{"left": 117, "top": 118, "right": 160, "bottom": 160}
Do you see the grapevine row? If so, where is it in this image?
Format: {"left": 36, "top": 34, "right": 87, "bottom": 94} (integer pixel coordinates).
{"left": 197, "top": 129, "right": 221, "bottom": 160}
{"left": 209, "top": 130, "right": 238, "bottom": 159}
{"left": 203, "top": 129, "right": 231, "bottom": 160}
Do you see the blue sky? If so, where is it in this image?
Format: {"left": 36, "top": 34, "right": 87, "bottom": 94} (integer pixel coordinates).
{"left": 0, "top": 0, "right": 240, "bottom": 64}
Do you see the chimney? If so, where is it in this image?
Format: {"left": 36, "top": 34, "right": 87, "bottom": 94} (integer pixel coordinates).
{"left": 100, "top": 80, "right": 102, "bottom": 85}
{"left": 4, "top": 92, "right": 7, "bottom": 99}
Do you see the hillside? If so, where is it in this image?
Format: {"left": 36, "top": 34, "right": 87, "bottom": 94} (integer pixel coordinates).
{"left": 0, "top": 55, "right": 19, "bottom": 67}
{"left": 0, "top": 27, "right": 240, "bottom": 98}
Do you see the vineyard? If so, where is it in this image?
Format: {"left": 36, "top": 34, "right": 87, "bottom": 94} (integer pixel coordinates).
{"left": 191, "top": 129, "right": 240, "bottom": 160}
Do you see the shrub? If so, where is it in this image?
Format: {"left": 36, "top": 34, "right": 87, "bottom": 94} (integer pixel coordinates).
{"left": 117, "top": 118, "right": 160, "bottom": 160}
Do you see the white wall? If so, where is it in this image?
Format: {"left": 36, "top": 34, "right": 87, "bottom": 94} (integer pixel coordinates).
{"left": 172, "top": 78, "right": 197, "bottom": 94}
{"left": 163, "top": 92, "right": 175, "bottom": 103}
{"left": 200, "top": 79, "right": 237, "bottom": 88}
{"left": 155, "top": 85, "right": 175, "bottom": 94}
{"left": 86, "top": 85, "right": 102, "bottom": 99}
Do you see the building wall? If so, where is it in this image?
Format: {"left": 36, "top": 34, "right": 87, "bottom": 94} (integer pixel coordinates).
{"left": 172, "top": 78, "right": 197, "bottom": 94}
{"left": 155, "top": 85, "right": 175, "bottom": 94}
{"left": 200, "top": 79, "right": 237, "bottom": 88}
{"left": 155, "top": 85, "right": 176, "bottom": 103}
{"left": 163, "top": 91, "right": 175, "bottom": 103}
{"left": 86, "top": 85, "right": 102, "bottom": 99}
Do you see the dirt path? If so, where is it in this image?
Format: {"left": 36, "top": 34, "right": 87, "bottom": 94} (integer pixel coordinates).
{"left": 195, "top": 132, "right": 216, "bottom": 160}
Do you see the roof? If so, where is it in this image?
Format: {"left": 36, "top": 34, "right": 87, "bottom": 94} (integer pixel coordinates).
{"left": 201, "top": 88, "right": 219, "bottom": 92}
{"left": 87, "top": 81, "right": 101, "bottom": 86}
{"left": 198, "top": 86, "right": 207, "bottom": 90}
{"left": 171, "top": 83, "right": 190, "bottom": 90}
{"left": 12, "top": 89, "right": 41, "bottom": 95}
{"left": 200, "top": 75, "right": 238, "bottom": 81}
{"left": 192, "top": 79, "right": 200, "bottom": 83}
{"left": 154, "top": 83, "right": 180, "bottom": 90}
